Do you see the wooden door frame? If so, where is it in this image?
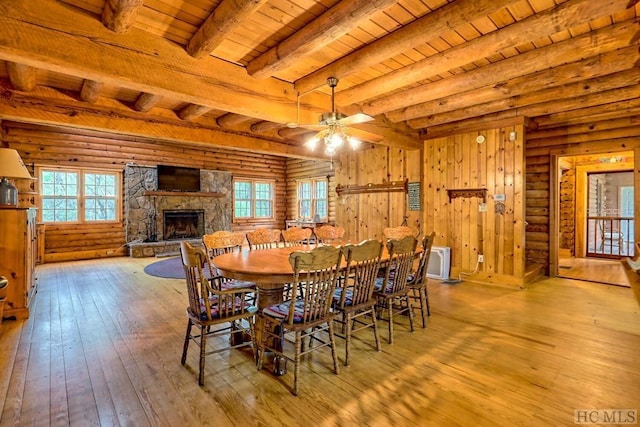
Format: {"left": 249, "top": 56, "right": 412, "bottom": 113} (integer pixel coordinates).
{"left": 549, "top": 149, "right": 637, "bottom": 278}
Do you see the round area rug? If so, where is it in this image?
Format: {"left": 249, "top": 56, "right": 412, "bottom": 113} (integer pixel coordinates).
{"left": 144, "top": 257, "right": 185, "bottom": 279}
{"left": 143, "top": 256, "right": 212, "bottom": 279}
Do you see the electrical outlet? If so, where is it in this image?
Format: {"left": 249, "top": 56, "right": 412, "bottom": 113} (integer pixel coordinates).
{"left": 478, "top": 254, "right": 484, "bottom": 263}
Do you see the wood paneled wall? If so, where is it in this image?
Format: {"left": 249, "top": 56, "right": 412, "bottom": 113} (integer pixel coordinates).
{"left": 526, "top": 113, "right": 640, "bottom": 275}
{"left": 424, "top": 124, "right": 527, "bottom": 287}
{"left": 334, "top": 145, "right": 422, "bottom": 243}
{"left": 1, "top": 121, "right": 287, "bottom": 262}
{"left": 285, "top": 158, "right": 335, "bottom": 223}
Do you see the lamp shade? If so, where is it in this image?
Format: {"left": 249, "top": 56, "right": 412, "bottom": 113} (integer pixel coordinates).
{"left": 0, "top": 148, "right": 32, "bottom": 179}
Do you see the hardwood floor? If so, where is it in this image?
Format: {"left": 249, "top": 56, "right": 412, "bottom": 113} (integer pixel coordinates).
{"left": 557, "top": 256, "right": 630, "bottom": 287}
{"left": 1, "top": 257, "right": 639, "bottom": 426}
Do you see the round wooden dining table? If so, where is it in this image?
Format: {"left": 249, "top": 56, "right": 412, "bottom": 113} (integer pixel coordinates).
{"left": 213, "top": 245, "right": 313, "bottom": 309}
{"left": 213, "top": 243, "right": 416, "bottom": 310}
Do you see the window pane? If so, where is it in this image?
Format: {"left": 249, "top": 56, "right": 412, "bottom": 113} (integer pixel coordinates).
{"left": 234, "top": 181, "right": 251, "bottom": 199}
{"left": 300, "top": 200, "right": 311, "bottom": 218}
{"left": 255, "top": 201, "right": 272, "bottom": 217}
{"left": 255, "top": 183, "right": 271, "bottom": 200}
{"left": 315, "top": 180, "right": 327, "bottom": 198}
{"left": 84, "top": 173, "right": 118, "bottom": 222}
{"left": 235, "top": 200, "right": 251, "bottom": 218}
{"left": 41, "top": 171, "right": 78, "bottom": 222}
{"left": 315, "top": 200, "right": 327, "bottom": 218}
{"left": 299, "top": 182, "right": 311, "bottom": 199}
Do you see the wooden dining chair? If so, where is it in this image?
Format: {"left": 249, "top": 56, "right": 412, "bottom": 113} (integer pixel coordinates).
{"left": 332, "top": 239, "right": 383, "bottom": 366}
{"left": 407, "top": 231, "right": 436, "bottom": 328}
{"left": 282, "top": 226, "right": 313, "bottom": 247}
{"left": 179, "top": 241, "right": 257, "bottom": 386}
{"left": 313, "top": 225, "right": 345, "bottom": 245}
{"left": 382, "top": 225, "right": 417, "bottom": 241}
{"left": 374, "top": 235, "right": 418, "bottom": 344}
{"left": 246, "top": 228, "right": 282, "bottom": 250}
{"left": 203, "top": 230, "right": 257, "bottom": 303}
{"left": 202, "top": 230, "right": 245, "bottom": 257}
{"left": 256, "top": 245, "right": 343, "bottom": 396}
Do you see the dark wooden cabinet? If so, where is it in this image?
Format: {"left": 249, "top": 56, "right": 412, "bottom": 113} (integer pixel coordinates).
{"left": 0, "top": 208, "right": 38, "bottom": 319}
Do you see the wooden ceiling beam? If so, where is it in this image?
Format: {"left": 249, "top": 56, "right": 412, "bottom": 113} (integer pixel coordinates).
{"left": 79, "top": 79, "right": 104, "bottom": 103}
{"left": 250, "top": 121, "right": 281, "bottom": 133}
{"left": 133, "top": 92, "right": 161, "bottom": 112}
{"left": 401, "top": 46, "right": 639, "bottom": 127}
{"left": 368, "top": 20, "right": 638, "bottom": 117}
{"left": 6, "top": 62, "right": 37, "bottom": 91}
{"left": 0, "top": 0, "right": 419, "bottom": 148}
{"left": 295, "top": 0, "right": 520, "bottom": 95}
{"left": 337, "top": 0, "right": 633, "bottom": 106}
{"left": 102, "top": 0, "right": 144, "bottom": 33}
{"left": 411, "top": 69, "right": 640, "bottom": 129}
{"left": 216, "top": 113, "right": 252, "bottom": 128}
{"left": 0, "top": 86, "right": 322, "bottom": 159}
{"left": 424, "top": 95, "right": 640, "bottom": 138}
{"left": 0, "top": 0, "right": 307, "bottom": 125}
{"left": 177, "top": 104, "right": 212, "bottom": 121}
{"left": 246, "top": 0, "right": 397, "bottom": 79}
{"left": 187, "top": 0, "right": 269, "bottom": 59}
{"left": 535, "top": 107, "right": 640, "bottom": 130}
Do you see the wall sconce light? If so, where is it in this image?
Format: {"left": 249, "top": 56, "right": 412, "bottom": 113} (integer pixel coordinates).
{"left": 0, "top": 148, "right": 33, "bottom": 207}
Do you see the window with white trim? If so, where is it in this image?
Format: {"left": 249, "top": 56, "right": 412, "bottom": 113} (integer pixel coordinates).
{"left": 40, "top": 168, "right": 120, "bottom": 223}
{"left": 233, "top": 179, "right": 274, "bottom": 219}
{"left": 297, "top": 178, "right": 328, "bottom": 220}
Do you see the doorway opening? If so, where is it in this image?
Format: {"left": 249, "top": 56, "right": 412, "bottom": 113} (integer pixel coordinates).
{"left": 554, "top": 151, "right": 634, "bottom": 286}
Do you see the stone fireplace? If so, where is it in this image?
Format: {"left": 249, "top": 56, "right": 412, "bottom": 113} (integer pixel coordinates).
{"left": 163, "top": 209, "right": 205, "bottom": 240}
{"left": 124, "top": 165, "right": 232, "bottom": 256}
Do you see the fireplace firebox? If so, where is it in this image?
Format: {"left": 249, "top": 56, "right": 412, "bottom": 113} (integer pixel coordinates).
{"left": 163, "top": 209, "right": 205, "bottom": 240}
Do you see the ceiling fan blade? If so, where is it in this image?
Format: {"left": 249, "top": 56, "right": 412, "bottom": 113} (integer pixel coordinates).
{"left": 337, "top": 113, "right": 374, "bottom": 126}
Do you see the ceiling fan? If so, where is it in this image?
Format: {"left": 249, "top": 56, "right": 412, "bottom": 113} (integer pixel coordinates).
{"left": 287, "top": 77, "right": 374, "bottom": 155}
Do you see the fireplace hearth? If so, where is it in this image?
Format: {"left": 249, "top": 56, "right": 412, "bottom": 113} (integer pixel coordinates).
{"left": 163, "top": 209, "right": 205, "bottom": 240}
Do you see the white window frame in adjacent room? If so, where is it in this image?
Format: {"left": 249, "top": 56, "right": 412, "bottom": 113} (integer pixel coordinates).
{"left": 297, "top": 177, "right": 328, "bottom": 221}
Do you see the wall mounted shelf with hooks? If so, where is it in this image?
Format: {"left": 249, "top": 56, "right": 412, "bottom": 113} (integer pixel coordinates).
{"left": 336, "top": 179, "right": 408, "bottom": 196}
{"left": 446, "top": 188, "right": 487, "bottom": 203}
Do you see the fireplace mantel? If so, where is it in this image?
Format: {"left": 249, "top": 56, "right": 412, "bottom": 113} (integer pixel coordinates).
{"left": 143, "top": 191, "right": 225, "bottom": 197}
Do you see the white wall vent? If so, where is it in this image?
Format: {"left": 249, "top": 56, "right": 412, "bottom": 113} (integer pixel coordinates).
{"left": 427, "top": 246, "right": 451, "bottom": 280}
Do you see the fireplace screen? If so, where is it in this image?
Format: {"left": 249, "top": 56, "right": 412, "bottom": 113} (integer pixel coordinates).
{"left": 163, "top": 209, "right": 205, "bottom": 240}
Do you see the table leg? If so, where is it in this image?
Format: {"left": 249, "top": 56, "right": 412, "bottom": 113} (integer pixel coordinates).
{"left": 256, "top": 284, "right": 288, "bottom": 376}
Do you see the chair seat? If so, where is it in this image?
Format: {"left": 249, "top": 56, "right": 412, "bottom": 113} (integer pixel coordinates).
{"left": 374, "top": 277, "right": 397, "bottom": 294}
{"left": 333, "top": 287, "right": 354, "bottom": 306}
{"left": 377, "top": 268, "right": 415, "bottom": 283}
{"left": 264, "top": 299, "right": 316, "bottom": 323}
{"left": 220, "top": 279, "right": 256, "bottom": 291}
{"left": 197, "top": 296, "right": 257, "bottom": 320}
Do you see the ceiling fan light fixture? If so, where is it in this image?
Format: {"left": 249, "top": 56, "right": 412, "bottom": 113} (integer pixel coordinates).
{"left": 326, "top": 128, "right": 345, "bottom": 149}
{"left": 300, "top": 76, "right": 373, "bottom": 158}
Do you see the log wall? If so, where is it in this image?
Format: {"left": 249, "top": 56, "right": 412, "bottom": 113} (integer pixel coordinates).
{"left": 1, "top": 121, "right": 287, "bottom": 262}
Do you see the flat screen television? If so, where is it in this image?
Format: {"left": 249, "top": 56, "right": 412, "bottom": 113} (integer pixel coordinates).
{"left": 157, "top": 165, "right": 201, "bottom": 192}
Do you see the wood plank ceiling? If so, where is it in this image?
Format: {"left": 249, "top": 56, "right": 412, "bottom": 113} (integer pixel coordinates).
{"left": 0, "top": 0, "right": 638, "bottom": 159}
